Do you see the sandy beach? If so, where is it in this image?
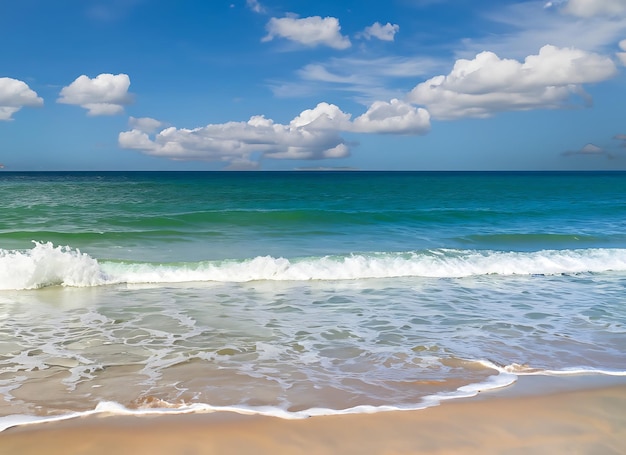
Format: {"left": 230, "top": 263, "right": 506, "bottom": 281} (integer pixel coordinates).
{"left": 1, "top": 377, "right": 624, "bottom": 455}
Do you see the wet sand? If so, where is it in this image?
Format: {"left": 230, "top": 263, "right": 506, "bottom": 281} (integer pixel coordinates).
{"left": 1, "top": 378, "right": 625, "bottom": 455}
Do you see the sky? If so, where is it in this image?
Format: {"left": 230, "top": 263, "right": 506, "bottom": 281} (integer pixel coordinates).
{"left": 1, "top": 0, "right": 626, "bottom": 171}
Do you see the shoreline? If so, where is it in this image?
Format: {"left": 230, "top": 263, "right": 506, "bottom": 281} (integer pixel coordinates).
{"left": 1, "top": 375, "right": 625, "bottom": 454}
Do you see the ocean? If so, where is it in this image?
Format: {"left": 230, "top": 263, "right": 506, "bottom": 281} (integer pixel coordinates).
{"left": 0, "top": 171, "right": 625, "bottom": 429}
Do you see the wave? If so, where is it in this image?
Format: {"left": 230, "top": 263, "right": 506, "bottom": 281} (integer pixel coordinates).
{"left": 2, "top": 241, "right": 626, "bottom": 290}
{"left": 0, "top": 242, "right": 103, "bottom": 290}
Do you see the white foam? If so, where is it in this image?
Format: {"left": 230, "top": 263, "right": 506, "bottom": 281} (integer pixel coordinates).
{"left": 480, "top": 361, "right": 626, "bottom": 377}
{"left": 0, "top": 242, "right": 106, "bottom": 290}
{"left": 2, "top": 361, "right": 624, "bottom": 433}
{"left": 3, "top": 243, "right": 626, "bottom": 290}
{"left": 0, "top": 369, "right": 519, "bottom": 432}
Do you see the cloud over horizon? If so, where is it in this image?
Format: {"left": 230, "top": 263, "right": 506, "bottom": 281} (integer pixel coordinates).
{"left": 119, "top": 100, "right": 430, "bottom": 167}
{"left": 57, "top": 73, "right": 133, "bottom": 116}
{"left": 562, "top": 142, "right": 615, "bottom": 159}
{"left": 0, "top": 77, "right": 44, "bottom": 121}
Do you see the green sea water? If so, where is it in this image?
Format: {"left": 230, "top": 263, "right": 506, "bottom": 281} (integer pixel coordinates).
{"left": 0, "top": 171, "right": 625, "bottom": 427}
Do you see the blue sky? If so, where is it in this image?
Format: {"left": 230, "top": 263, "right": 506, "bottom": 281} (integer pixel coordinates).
{"left": 1, "top": 0, "right": 626, "bottom": 171}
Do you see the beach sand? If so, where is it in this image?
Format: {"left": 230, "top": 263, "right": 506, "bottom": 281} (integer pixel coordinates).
{"left": 1, "top": 377, "right": 624, "bottom": 455}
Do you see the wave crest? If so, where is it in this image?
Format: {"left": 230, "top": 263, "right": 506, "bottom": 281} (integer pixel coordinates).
{"left": 2, "top": 242, "right": 626, "bottom": 290}
{"left": 0, "top": 242, "right": 106, "bottom": 290}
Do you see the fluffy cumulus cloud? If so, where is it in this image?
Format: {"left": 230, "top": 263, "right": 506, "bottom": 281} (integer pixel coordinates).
{"left": 119, "top": 100, "right": 431, "bottom": 166}
{"left": 408, "top": 45, "right": 617, "bottom": 119}
{"left": 57, "top": 73, "right": 133, "bottom": 116}
{"left": 262, "top": 15, "right": 351, "bottom": 49}
{"left": 0, "top": 77, "right": 43, "bottom": 120}
{"left": 353, "top": 99, "right": 430, "bottom": 134}
{"left": 560, "top": 0, "right": 626, "bottom": 17}
{"left": 289, "top": 102, "right": 351, "bottom": 130}
{"left": 119, "top": 106, "right": 349, "bottom": 163}
{"left": 359, "top": 22, "right": 400, "bottom": 41}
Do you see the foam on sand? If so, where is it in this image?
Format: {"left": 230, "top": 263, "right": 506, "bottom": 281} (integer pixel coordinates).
{"left": 1, "top": 379, "right": 625, "bottom": 455}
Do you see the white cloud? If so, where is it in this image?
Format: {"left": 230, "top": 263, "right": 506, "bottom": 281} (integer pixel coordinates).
{"left": 129, "top": 116, "right": 165, "bottom": 133}
{"left": 289, "top": 102, "right": 352, "bottom": 129}
{"left": 360, "top": 22, "right": 400, "bottom": 41}
{"left": 580, "top": 143, "right": 604, "bottom": 153}
{"left": 408, "top": 45, "right": 617, "bottom": 120}
{"left": 0, "top": 77, "right": 43, "bottom": 121}
{"left": 353, "top": 99, "right": 430, "bottom": 135}
{"left": 562, "top": 134, "right": 626, "bottom": 159}
{"left": 562, "top": 143, "right": 614, "bottom": 158}
{"left": 246, "top": 0, "right": 265, "bottom": 13}
{"left": 561, "top": 0, "right": 626, "bottom": 17}
{"left": 57, "top": 73, "right": 133, "bottom": 116}
{"left": 119, "top": 100, "right": 431, "bottom": 166}
{"left": 617, "top": 39, "right": 626, "bottom": 64}
{"left": 262, "top": 15, "right": 351, "bottom": 49}
{"left": 119, "top": 105, "right": 350, "bottom": 163}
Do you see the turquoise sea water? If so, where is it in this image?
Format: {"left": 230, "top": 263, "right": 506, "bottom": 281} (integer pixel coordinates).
{"left": 0, "top": 171, "right": 625, "bottom": 428}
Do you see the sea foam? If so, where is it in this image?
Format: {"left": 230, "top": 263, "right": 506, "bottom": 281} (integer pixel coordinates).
{"left": 0, "top": 242, "right": 106, "bottom": 290}
{"left": 2, "top": 242, "right": 626, "bottom": 290}
{"left": 2, "top": 362, "right": 623, "bottom": 433}
{"left": 0, "top": 369, "right": 517, "bottom": 432}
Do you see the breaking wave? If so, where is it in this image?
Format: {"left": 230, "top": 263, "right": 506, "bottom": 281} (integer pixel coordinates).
{"left": 2, "top": 241, "right": 626, "bottom": 290}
